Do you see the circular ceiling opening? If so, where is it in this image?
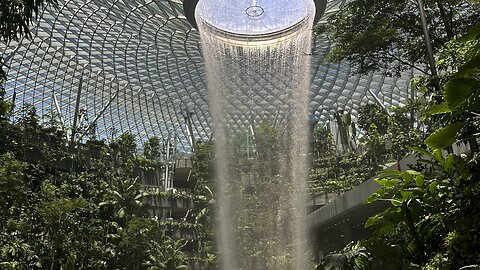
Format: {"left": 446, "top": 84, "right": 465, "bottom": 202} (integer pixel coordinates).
{"left": 195, "top": 0, "right": 316, "bottom": 38}
{"left": 245, "top": 5, "right": 264, "bottom": 18}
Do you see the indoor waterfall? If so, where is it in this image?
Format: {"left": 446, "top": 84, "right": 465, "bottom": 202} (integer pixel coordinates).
{"left": 196, "top": 0, "right": 315, "bottom": 268}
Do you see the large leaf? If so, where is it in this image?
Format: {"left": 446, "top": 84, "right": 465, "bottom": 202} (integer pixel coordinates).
{"left": 455, "top": 54, "right": 480, "bottom": 77}
{"left": 460, "top": 21, "right": 480, "bottom": 42}
{"left": 444, "top": 78, "right": 479, "bottom": 110}
{"left": 415, "top": 175, "right": 424, "bottom": 187}
{"left": 429, "top": 182, "right": 438, "bottom": 195}
{"left": 411, "top": 146, "right": 437, "bottom": 160}
{"left": 365, "top": 208, "right": 389, "bottom": 228}
{"left": 366, "top": 188, "right": 385, "bottom": 203}
{"left": 425, "top": 122, "right": 465, "bottom": 149}
{"left": 375, "top": 178, "right": 400, "bottom": 189}
{"left": 427, "top": 102, "right": 451, "bottom": 115}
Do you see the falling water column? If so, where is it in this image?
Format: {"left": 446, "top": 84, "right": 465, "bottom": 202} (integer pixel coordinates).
{"left": 196, "top": 1, "right": 315, "bottom": 269}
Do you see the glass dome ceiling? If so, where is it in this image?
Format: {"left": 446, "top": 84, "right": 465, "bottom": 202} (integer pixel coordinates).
{"left": 195, "top": 0, "right": 315, "bottom": 37}
{"left": 0, "top": 0, "right": 414, "bottom": 151}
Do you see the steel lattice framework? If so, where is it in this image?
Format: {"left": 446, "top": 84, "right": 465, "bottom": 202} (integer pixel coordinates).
{"left": 0, "top": 0, "right": 414, "bottom": 150}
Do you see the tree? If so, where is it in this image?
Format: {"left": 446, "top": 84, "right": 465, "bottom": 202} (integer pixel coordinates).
{"left": 100, "top": 177, "right": 148, "bottom": 225}
{"left": 115, "top": 133, "right": 137, "bottom": 159}
{"left": 0, "top": 106, "right": 197, "bottom": 269}
{"left": 192, "top": 141, "right": 215, "bottom": 194}
{"left": 309, "top": 102, "right": 424, "bottom": 196}
{"left": 0, "top": 153, "right": 28, "bottom": 222}
{"left": 325, "top": 0, "right": 479, "bottom": 75}
{"left": 143, "top": 136, "right": 161, "bottom": 160}
{"left": 357, "top": 104, "right": 389, "bottom": 135}
{"left": 321, "top": 21, "right": 480, "bottom": 269}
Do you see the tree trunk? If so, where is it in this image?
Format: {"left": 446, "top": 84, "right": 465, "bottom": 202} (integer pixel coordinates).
{"left": 436, "top": 1, "right": 454, "bottom": 39}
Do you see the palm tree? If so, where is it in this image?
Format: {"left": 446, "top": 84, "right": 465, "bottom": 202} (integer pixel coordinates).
{"left": 99, "top": 177, "right": 148, "bottom": 222}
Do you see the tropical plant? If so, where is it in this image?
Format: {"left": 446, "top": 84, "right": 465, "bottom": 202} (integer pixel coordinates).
{"left": 357, "top": 104, "right": 389, "bottom": 135}
{"left": 332, "top": 21, "right": 480, "bottom": 269}
{"left": 316, "top": 241, "right": 372, "bottom": 270}
{"left": 0, "top": 105, "right": 200, "bottom": 269}
{"left": 0, "top": 0, "right": 58, "bottom": 43}
{"left": 144, "top": 238, "right": 188, "bottom": 270}
{"left": 426, "top": 21, "right": 480, "bottom": 152}
{"left": 143, "top": 136, "right": 162, "bottom": 160}
{"left": 309, "top": 102, "right": 423, "bottom": 196}
{"left": 365, "top": 146, "right": 480, "bottom": 268}
{"left": 100, "top": 177, "right": 148, "bottom": 222}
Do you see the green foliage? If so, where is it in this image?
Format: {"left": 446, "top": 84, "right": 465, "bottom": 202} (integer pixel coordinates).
{"left": 0, "top": 0, "right": 58, "bottom": 43}
{"left": 114, "top": 217, "right": 166, "bottom": 270}
{"left": 309, "top": 123, "right": 362, "bottom": 194}
{"left": 319, "top": 19, "right": 480, "bottom": 269}
{"left": 0, "top": 153, "right": 28, "bottom": 222}
{"left": 197, "top": 121, "right": 315, "bottom": 268}
{"left": 426, "top": 20, "right": 480, "bottom": 151}
{"left": 357, "top": 104, "right": 389, "bottom": 135}
{"left": 316, "top": 241, "right": 372, "bottom": 270}
{"left": 192, "top": 141, "right": 215, "bottom": 194}
{"left": 115, "top": 133, "right": 137, "bottom": 160}
{"left": 0, "top": 0, "right": 59, "bottom": 84}
{"left": 224, "top": 123, "right": 293, "bottom": 268}
{"left": 350, "top": 23, "right": 480, "bottom": 268}
{"left": 0, "top": 81, "right": 13, "bottom": 122}
{"left": 144, "top": 238, "right": 188, "bottom": 270}
{"left": 190, "top": 141, "right": 218, "bottom": 268}
{"left": 361, "top": 101, "right": 424, "bottom": 160}
{"left": 326, "top": 0, "right": 479, "bottom": 75}
{"left": 365, "top": 148, "right": 480, "bottom": 268}
{"left": 309, "top": 102, "right": 423, "bottom": 195}
{"left": 360, "top": 123, "right": 388, "bottom": 170}
{"left": 100, "top": 177, "right": 148, "bottom": 222}
{"left": 425, "top": 122, "right": 466, "bottom": 149}
{"left": 143, "top": 136, "right": 161, "bottom": 160}
{"left": 0, "top": 107, "right": 204, "bottom": 269}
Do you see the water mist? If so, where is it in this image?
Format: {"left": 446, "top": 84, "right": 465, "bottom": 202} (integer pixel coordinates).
{"left": 196, "top": 1, "right": 315, "bottom": 268}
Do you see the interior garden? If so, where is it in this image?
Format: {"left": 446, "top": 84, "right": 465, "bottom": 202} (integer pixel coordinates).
{"left": 1, "top": 0, "right": 479, "bottom": 269}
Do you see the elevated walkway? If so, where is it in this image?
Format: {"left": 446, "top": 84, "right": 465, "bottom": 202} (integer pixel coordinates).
{"left": 307, "top": 154, "right": 417, "bottom": 258}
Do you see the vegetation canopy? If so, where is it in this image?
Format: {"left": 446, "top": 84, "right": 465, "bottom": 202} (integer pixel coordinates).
{"left": 325, "top": 0, "right": 479, "bottom": 75}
